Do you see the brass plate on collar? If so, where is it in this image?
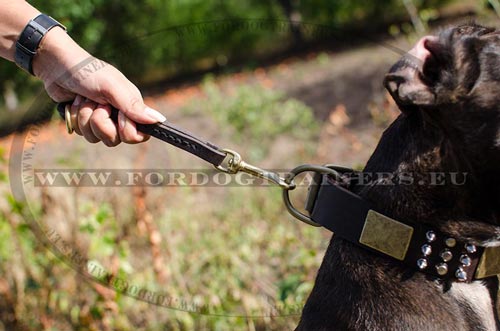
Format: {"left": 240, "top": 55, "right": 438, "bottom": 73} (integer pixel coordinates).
{"left": 359, "top": 210, "right": 414, "bottom": 261}
{"left": 475, "top": 246, "right": 500, "bottom": 279}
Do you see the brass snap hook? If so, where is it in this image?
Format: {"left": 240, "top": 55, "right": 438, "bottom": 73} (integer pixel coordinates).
{"left": 215, "top": 149, "right": 295, "bottom": 190}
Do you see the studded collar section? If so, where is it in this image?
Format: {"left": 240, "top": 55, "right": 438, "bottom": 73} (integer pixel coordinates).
{"left": 305, "top": 174, "right": 500, "bottom": 283}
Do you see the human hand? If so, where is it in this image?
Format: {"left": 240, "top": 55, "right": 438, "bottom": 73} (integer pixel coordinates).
{"left": 32, "top": 27, "right": 166, "bottom": 146}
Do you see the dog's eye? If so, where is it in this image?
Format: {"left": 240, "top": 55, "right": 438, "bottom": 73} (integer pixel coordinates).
{"left": 455, "top": 25, "right": 474, "bottom": 36}
{"left": 454, "top": 25, "right": 494, "bottom": 38}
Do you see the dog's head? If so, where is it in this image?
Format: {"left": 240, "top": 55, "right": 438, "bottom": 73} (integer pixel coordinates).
{"left": 384, "top": 23, "right": 499, "bottom": 112}
{"left": 383, "top": 24, "right": 500, "bottom": 169}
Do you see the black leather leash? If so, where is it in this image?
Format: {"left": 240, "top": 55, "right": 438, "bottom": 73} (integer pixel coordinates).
{"left": 57, "top": 102, "right": 226, "bottom": 167}
{"left": 56, "top": 102, "right": 500, "bottom": 283}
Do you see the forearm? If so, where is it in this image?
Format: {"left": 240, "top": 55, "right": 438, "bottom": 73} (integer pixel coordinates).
{"left": 0, "top": 0, "right": 40, "bottom": 61}
{"left": 0, "top": 1, "right": 90, "bottom": 82}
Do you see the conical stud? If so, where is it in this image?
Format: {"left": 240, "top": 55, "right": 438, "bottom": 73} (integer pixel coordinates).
{"left": 455, "top": 267, "right": 467, "bottom": 282}
{"left": 426, "top": 231, "right": 436, "bottom": 243}
{"left": 459, "top": 255, "right": 471, "bottom": 267}
{"left": 417, "top": 258, "right": 428, "bottom": 270}
{"left": 465, "top": 244, "right": 477, "bottom": 254}
{"left": 421, "top": 244, "right": 432, "bottom": 256}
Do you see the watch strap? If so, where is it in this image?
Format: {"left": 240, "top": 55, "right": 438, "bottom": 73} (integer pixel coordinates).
{"left": 15, "top": 14, "right": 66, "bottom": 75}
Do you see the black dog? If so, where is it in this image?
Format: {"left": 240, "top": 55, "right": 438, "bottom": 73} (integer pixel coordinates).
{"left": 296, "top": 24, "right": 500, "bottom": 331}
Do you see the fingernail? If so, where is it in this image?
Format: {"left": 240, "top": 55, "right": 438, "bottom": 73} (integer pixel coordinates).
{"left": 145, "top": 107, "right": 167, "bottom": 123}
{"left": 73, "top": 95, "right": 83, "bottom": 106}
{"left": 118, "top": 111, "right": 126, "bottom": 130}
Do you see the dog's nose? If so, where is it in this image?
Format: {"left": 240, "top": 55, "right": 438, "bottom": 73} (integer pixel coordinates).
{"left": 383, "top": 36, "right": 440, "bottom": 112}
{"left": 407, "top": 36, "right": 439, "bottom": 64}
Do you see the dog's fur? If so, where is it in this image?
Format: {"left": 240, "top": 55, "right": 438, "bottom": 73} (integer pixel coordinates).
{"left": 296, "top": 24, "right": 500, "bottom": 331}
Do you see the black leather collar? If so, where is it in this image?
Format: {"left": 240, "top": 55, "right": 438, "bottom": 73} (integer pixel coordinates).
{"left": 305, "top": 173, "right": 500, "bottom": 283}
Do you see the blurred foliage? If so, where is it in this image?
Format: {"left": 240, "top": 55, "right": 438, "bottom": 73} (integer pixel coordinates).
{"left": 183, "top": 75, "right": 318, "bottom": 160}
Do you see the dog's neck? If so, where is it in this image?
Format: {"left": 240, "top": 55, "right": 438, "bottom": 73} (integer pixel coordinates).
{"left": 355, "top": 112, "right": 500, "bottom": 237}
{"left": 297, "top": 108, "right": 500, "bottom": 330}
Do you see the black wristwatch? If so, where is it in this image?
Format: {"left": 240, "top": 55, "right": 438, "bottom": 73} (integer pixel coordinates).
{"left": 15, "top": 14, "right": 66, "bottom": 75}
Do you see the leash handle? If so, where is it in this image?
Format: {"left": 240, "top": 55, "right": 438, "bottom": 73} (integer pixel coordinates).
{"left": 56, "top": 102, "right": 227, "bottom": 167}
